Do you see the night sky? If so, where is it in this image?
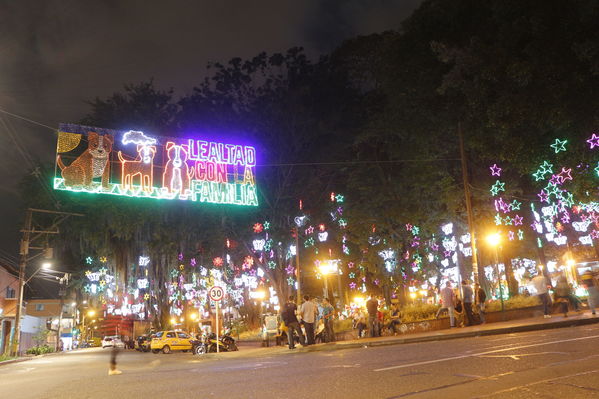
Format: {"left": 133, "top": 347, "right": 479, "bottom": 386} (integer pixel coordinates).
{"left": 0, "top": 0, "right": 422, "bottom": 264}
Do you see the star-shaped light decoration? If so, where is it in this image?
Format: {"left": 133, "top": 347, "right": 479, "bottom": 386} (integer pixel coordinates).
{"left": 338, "top": 219, "right": 348, "bottom": 228}
{"left": 494, "top": 213, "right": 503, "bottom": 225}
{"left": 179, "top": 264, "right": 185, "bottom": 271}
{"left": 510, "top": 200, "right": 522, "bottom": 211}
{"left": 411, "top": 226, "right": 420, "bottom": 236}
{"left": 518, "top": 230, "right": 524, "bottom": 240}
{"left": 538, "top": 190, "right": 549, "bottom": 203}
{"left": 304, "top": 237, "right": 315, "bottom": 248}
{"left": 83, "top": 284, "right": 91, "bottom": 293}
{"left": 490, "top": 180, "right": 505, "bottom": 196}
{"left": 285, "top": 265, "right": 295, "bottom": 275}
{"left": 287, "top": 277, "right": 295, "bottom": 286}
{"left": 85, "top": 257, "right": 93, "bottom": 264}
{"left": 190, "top": 258, "right": 196, "bottom": 267}
{"left": 144, "top": 293, "right": 150, "bottom": 300}
{"left": 508, "top": 231, "right": 515, "bottom": 241}
{"left": 504, "top": 216, "right": 513, "bottom": 225}
{"left": 595, "top": 162, "right": 599, "bottom": 177}
{"left": 335, "top": 194, "right": 344, "bottom": 203}
{"left": 562, "top": 192, "right": 575, "bottom": 208}
{"left": 253, "top": 223, "right": 264, "bottom": 233}
{"left": 348, "top": 262, "right": 354, "bottom": 268}
{"left": 99, "top": 256, "right": 107, "bottom": 263}
{"left": 489, "top": 164, "right": 502, "bottom": 176}
{"left": 348, "top": 272, "right": 356, "bottom": 279}
{"left": 98, "top": 267, "right": 108, "bottom": 275}
{"left": 263, "top": 221, "right": 270, "bottom": 230}
{"left": 305, "top": 225, "right": 314, "bottom": 235}
{"left": 587, "top": 133, "right": 599, "bottom": 149}
{"left": 349, "top": 282, "right": 357, "bottom": 289}
{"left": 557, "top": 167, "right": 572, "bottom": 184}
{"left": 550, "top": 138, "right": 568, "bottom": 153}
{"left": 591, "top": 230, "right": 599, "bottom": 239}
{"left": 268, "top": 261, "right": 277, "bottom": 269}
{"left": 405, "top": 223, "right": 413, "bottom": 231}
{"left": 513, "top": 215, "right": 523, "bottom": 226}
{"left": 99, "top": 280, "right": 106, "bottom": 287}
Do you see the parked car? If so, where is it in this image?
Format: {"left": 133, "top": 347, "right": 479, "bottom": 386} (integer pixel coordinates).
{"left": 102, "top": 336, "right": 125, "bottom": 349}
{"left": 150, "top": 331, "right": 193, "bottom": 354}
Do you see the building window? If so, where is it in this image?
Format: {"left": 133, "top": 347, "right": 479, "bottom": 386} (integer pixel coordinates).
{"left": 35, "top": 304, "right": 45, "bottom": 311}
{"left": 6, "top": 287, "right": 15, "bottom": 299}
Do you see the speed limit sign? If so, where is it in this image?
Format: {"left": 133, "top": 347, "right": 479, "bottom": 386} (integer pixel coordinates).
{"left": 209, "top": 286, "right": 224, "bottom": 302}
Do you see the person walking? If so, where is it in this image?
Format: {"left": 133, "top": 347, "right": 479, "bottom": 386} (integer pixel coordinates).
{"left": 554, "top": 273, "right": 571, "bottom": 317}
{"left": 474, "top": 283, "right": 487, "bottom": 324}
{"left": 281, "top": 295, "right": 305, "bottom": 349}
{"left": 440, "top": 281, "right": 456, "bottom": 327}
{"left": 321, "top": 298, "right": 335, "bottom": 342}
{"left": 108, "top": 345, "right": 122, "bottom": 375}
{"left": 366, "top": 296, "right": 379, "bottom": 337}
{"left": 532, "top": 272, "right": 552, "bottom": 318}
{"left": 581, "top": 270, "right": 598, "bottom": 315}
{"left": 299, "top": 295, "right": 318, "bottom": 345}
{"left": 461, "top": 280, "right": 475, "bottom": 326}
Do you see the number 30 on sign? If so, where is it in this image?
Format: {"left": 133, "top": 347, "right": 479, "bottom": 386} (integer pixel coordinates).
{"left": 209, "top": 286, "right": 224, "bottom": 302}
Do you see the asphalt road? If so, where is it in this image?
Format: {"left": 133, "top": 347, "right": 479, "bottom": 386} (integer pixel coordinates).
{"left": 2, "top": 324, "right": 599, "bottom": 399}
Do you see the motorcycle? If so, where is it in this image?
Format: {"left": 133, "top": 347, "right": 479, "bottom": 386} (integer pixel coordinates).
{"left": 193, "top": 332, "right": 238, "bottom": 355}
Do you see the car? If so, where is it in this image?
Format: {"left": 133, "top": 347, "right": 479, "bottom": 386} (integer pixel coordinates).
{"left": 102, "top": 335, "right": 125, "bottom": 349}
{"left": 150, "top": 331, "right": 193, "bottom": 354}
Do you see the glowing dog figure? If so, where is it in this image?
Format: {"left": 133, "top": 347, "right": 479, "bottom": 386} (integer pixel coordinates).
{"left": 57, "top": 132, "right": 113, "bottom": 188}
{"left": 162, "top": 142, "right": 193, "bottom": 195}
{"left": 118, "top": 145, "right": 156, "bottom": 193}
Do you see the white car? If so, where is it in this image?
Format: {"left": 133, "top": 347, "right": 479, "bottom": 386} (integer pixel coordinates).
{"left": 102, "top": 336, "right": 125, "bottom": 349}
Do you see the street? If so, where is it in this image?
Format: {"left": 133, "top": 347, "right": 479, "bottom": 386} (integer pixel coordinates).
{"left": 2, "top": 324, "right": 599, "bottom": 399}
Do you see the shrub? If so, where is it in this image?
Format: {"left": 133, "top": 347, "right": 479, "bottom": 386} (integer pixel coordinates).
{"left": 399, "top": 303, "right": 440, "bottom": 323}
{"left": 25, "top": 345, "right": 55, "bottom": 355}
{"left": 485, "top": 295, "right": 540, "bottom": 313}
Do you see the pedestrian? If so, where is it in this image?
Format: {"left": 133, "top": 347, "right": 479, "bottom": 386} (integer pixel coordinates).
{"left": 474, "top": 283, "right": 487, "bottom": 324}
{"left": 281, "top": 295, "right": 305, "bottom": 349}
{"left": 532, "top": 272, "right": 552, "bottom": 318}
{"left": 554, "top": 273, "right": 571, "bottom": 317}
{"left": 567, "top": 283, "right": 582, "bottom": 312}
{"left": 321, "top": 297, "right": 335, "bottom": 342}
{"left": 581, "top": 270, "right": 598, "bottom": 315}
{"left": 108, "top": 345, "right": 122, "bottom": 375}
{"left": 439, "top": 281, "right": 456, "bottom": 327}
{"left": 353, "top": 309, "right": 367, "bottom": 338}
{"left": 461, "top": 280, "right": 475, "bottom": 326}
{"left": 366, "top": 296, "right": 379, "bottom": 337}
{"left": 388, "top": 304, "right": 401, "bottom": 334}
{"left": 299, "top": 295, "right": 318, "bottom": 345}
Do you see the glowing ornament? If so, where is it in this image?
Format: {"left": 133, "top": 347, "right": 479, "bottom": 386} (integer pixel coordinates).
{"left": 287, "top": 277, "right": 295, "bottom": 286}
{"left": 294, "top": 216, "right": 307, "bottom": 227}
{"left": 137, "top": 278, "right": 149, "bottom": 289}
{"left": 513, "top": 215, "right": 523, "bottom": 226}
{"left": 190, "top": 258, "right": 196, "bottom": 267}
{"left": 338, "top": 219, "right": 347, "bottom": 228}
{"left": 85, "top": 257, "right": 93, "bottom": 264}
{"left": 305, "top": 226, "right": 314, "bottom": 235}
{"left": 139, "top": 256, "right": 150, "bottom": 266}
{"left": 252, "top": 239, "right": 266, "bottom": 251}
{"left": 510, "top": 200, "right": 522, "bottom": 211}
{"left": 489, "top": 164, "right": 502, "bottom": 176}
{"left": 411, "top": 226, "right": 420, "bottom": 235}
{"left": 441, "top": 223, "right": 453, "bottom": 235}
{"left": 586, "top": 133, "right": 599, "bottom": 149}
{"left": 253, "top": 223, "right": 264, "bottom": 233}
{"left": 285, "top": 265, "right": 295, "bottom": 275}
{"left": 518, "top": 230, "right": 524, "bottom": 240}
{"left": 263, "top": 221, "right": 270, "bottom": 230}
{"left": 538, "top": 190, "right": 549, "bottom": 203}
{"left": 490, "top": 180, "right": 505, "bottom": 196}
{"left": 335, "top": 194, "right": 344, "bottom": 203}
{"left": 100, "top": 256, "right": 107, "bottom": 263}
{"left": 318, "top": 232, "right": 328, "bottom": 242}
{"left": 349, "top": 282, "right": 357, "bottom": 289}
{"left": 213, "top": 257, "right": 224, "bottom": 267}
{"left": 550, "top": 138, "right": 567, "bottom": 153}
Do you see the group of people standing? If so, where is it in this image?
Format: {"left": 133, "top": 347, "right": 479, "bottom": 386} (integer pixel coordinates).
{"left": 532, "top": 269, "right": 599, "bottom": 317}
{"left": 435, "top": 280, "right": 486, "bottom": 327}
{"left": 280, "top": 295, "right": 335, "bottom": 349}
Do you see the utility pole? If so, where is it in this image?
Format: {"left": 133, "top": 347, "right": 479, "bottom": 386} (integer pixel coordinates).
{"left": 294, "top": 227, "right": 301, "bottom": 305}
{"left": 458, "top": 122, "right": 481, "bottom": 285}
{"left": 56, "top": 273, "right": 69, "bottom": 352}
{"left": 10, "top": 208, "right": 83, "bottom": 356}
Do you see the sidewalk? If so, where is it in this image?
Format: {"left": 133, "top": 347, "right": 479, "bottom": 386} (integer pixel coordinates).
{"left": 298, "top": 311, "right": 599, "bottom": 353}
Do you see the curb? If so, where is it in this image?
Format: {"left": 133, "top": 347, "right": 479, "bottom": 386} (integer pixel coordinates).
{"left": 295, "top": 315, "right": 599, "bottom": 353}
{"left": 0, "top": 357, "right": 33, "bottom": 367}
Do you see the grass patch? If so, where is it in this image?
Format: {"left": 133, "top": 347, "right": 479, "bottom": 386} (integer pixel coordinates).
{"left": 0, "top": 354, "right": 16, "bottom": 362}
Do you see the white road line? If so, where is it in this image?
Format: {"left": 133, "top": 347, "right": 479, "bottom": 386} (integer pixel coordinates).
{"left": 374, "top": 334, "right": 599, "bottom": 372}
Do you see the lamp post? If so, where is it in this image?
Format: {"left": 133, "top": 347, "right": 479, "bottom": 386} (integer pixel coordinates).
{"left": 81, "top": 310, "right": 95, "bottom": 344}
{"left": 486, "top": 233, "right": 505, "bottom": 313}
{"left": 318, "top": 261, "right": 337, "bottom": 299}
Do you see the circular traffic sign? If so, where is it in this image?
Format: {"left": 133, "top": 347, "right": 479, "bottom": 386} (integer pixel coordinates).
{"left": 209, "top": 286, "right": 224, "bottom": 302}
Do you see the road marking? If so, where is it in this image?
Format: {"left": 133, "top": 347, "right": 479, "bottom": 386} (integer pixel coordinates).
{"left": 374, "top": 334, "right": 599, "bottom": 372}
{"left": 477, "top": 351, "right": 567, "bottom": 360}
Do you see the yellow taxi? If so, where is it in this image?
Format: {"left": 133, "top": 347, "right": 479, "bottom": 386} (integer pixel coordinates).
{"left": 150, "top": 330, "right": 193, "bottom": 354}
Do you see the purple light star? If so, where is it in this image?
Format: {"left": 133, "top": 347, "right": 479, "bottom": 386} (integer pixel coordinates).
{"left": 513, "top": 215, "right": 523, "bottom": 226}
{"left": 349, "top": 282, "right": 357, "bottom": 289}
{"left": 508, "top": 231, "right": 515, "bottom": 241}
{"left": 490, "top": 164, "right": 502, "bottom": 176}
{"left": 587, "top": 133, "right": 599, "bottom": 149}
{"left": 591, "top": 230, "right": 599, "bottom": 239}
{"left": 558, "top": 167, "right": 572, "bottom": 183}
{"left": 538, "top": 190, "right": 549, "bottom": 203}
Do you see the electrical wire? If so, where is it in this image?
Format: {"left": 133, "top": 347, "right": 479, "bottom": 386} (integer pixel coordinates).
{"left": 0, "top": 107, "right": 56, "bottom": 131}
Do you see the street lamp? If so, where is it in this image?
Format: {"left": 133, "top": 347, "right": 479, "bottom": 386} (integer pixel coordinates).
{"left": 81, "top": 310, "right": 95, "bottom": 344}
{"left": 486, "top": 233, "right": 505, "bottom": 313}
{"left": 318, "top": 261, "right": 337, "bottom": 299}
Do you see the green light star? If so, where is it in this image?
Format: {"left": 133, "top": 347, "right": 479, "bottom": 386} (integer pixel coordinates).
{"left": 85, "top": 257, "right": 93, "bottom": 264}
{"left": 532, "top": 170, "right": 545, "bottom": 181}
{"left": 349, "top": 272, "right": 356, "bottom": 279}
{"left": 550, "top": 138, "right": 568, "bottom": 153}
{"left": 595, "top": 162, "right": 599, "bottom": 177}
{"left": 268, "top": 261, "right": 277, "bottom": 269}
{"left": 287, "top": 277, "right": 295, "bottom": 286}
{"left": 544, "top": 182, "right": 560, "bottom": 197}
{"left": 494, "top": 213, "right": 503, "bottom": 225}
{"left": 335, "top": 194, "right": 345, "bottom": 203}
{"left": 510, "top": 200, "right": 522, "bottom": 211}
{"left": 263, "top": 221, "right": 270, "bottom": 230}
{"left": 518, "top": 230, "right": 524, "bottom": 240}
{"left": 411, "top": 226, "right": 420, "bottom": 236}
{"left": 562, "top": 192, "right": 574, "bottom": 208}
{"left": 490, "top": 180, "right": 505, "bottom": 196}
{"left": 338, "top": 219, "right": 347, "bottom": 228}
{"left": 504, "top": 216, "right": 513, "bottom": 226}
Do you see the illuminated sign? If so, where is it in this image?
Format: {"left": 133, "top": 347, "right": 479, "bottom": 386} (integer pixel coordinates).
{"left": 54, "top": 124, "right": 258, "bottom": 206}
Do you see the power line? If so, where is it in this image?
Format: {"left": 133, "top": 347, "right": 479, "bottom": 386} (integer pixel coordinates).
{"left": 258, "top": 158, "right": 461, "bottom": 167}
{"left": 0, "top": 107, "right": 56, "bottom": 131}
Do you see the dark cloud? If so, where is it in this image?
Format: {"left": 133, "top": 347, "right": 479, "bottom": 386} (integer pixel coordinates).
{"left": 0, "top": 0, "right": 421, "bottom": 255}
